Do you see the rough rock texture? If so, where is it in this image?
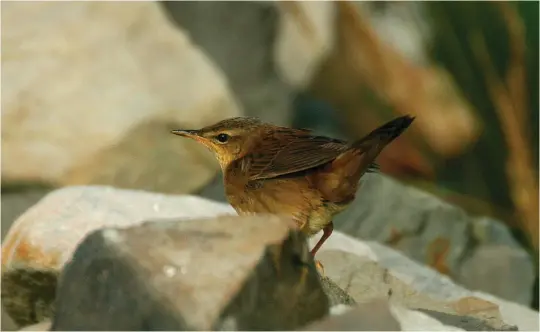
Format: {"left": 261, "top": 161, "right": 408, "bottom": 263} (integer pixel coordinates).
{"left": 319, "top": 276, "right": 356, "bottom": 307}
{"left": 1, "top": 187, "right": 347, "bottom": 328}
{"left": 161, "top": 1, "right": 294, "bottom": 127}
{"left": 1, "top": 188, "right": 53, "bottom": 332}
{"left": 1, "top": 187, "right": 235, "bottom": 326}
{"left": 310, "top": 234, "right": 539, "bottom": 331}
{"left": 51, "top": 215, "right": 328, "bottom": 330}
{"left": 1, "top": 2, "right": 241, "bottom": 193}
{"left": 333, "top": 174, "right": 535, "bottom": 305}
{"left": 198, "top": 172, "right": 535, "bottom": 306}
{"left": 2, "top": 186, "right": 537, "bottom": 331}
{"left": 316, "top": 250, "right": 518, "bottom": 331}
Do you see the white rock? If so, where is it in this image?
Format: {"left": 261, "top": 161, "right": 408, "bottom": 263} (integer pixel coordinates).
{"left": 1, "top": 2, "right": 241, "bottom": 191}
{"left": 1, "top": 186, "right": 237, "bottom": 270}
{"left": 311, "top": 233, "right": 539, "bottom": 331}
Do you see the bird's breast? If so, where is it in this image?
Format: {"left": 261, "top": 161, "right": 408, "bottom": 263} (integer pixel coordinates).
{"left": 224, "top": 175, "right": 340, "bottom": 236}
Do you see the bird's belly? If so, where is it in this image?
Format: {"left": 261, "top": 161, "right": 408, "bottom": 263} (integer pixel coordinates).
{"left": 225, "top": 177, "right": 344, "bottom": 236}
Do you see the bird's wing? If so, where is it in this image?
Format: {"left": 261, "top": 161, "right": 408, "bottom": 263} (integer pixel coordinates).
{"left": 241, "top": 130, "right": 350, "bottom": 180}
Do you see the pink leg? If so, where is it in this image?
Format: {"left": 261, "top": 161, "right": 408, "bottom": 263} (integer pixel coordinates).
{"left": 310, "top": 221, "right": 334, "bottom": 256}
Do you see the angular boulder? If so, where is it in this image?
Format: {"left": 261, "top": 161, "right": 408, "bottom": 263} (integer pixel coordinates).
{"left": 1, "top": 186, "right": 236, "bottom": 326}
{"left": 311, "top": 234, "right": 538, "bottom": 331}
{"left": 2, "top": 187, "right": 344, "bottom": 329}
{"left": 51, "top": 215, "right": 329, "bottom": 330}
{"left": 3, "top": 186, "right": 537, "bottom": 331}
{"left": 332, "top": 174, "right": 535, "bottom": 306}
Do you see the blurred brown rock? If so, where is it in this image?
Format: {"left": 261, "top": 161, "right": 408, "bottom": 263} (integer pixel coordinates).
{"left": 1, "top": 2, "right": 241, "bottom": 194}
{"left": 51, "top": 215, "right": 328, "bottom": 330}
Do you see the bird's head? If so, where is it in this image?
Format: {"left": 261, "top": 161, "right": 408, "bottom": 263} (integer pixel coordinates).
{"left": 171, "top": 117, "right": 265, "bottom": 170}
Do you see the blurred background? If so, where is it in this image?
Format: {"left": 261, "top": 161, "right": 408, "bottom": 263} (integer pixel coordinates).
{"left": 1, "top": 1, "right": 538, "bottom": 327}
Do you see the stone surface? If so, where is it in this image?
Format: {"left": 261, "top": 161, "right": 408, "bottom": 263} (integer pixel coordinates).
{"left": 2, "top": 186, "right": 537, "bottom": 331}
{"left": 1, "top": 188, "right": 53, "bottom": 332}
{"left": 51, "top": 215, "right": 328, "bottom": 330}
{"left": 315, "top": 249, "right": 518, "bottom": 331}
{"left": 162, "top": 1, "right": 294, "bottom": 127}
{"left": 1, "top": 2, "right": 241, "bottom": 193}
{"left": 458, "top": 245, "right": 535, "bottom": 306}
{"left": 332, "top": 173, "right": 534, "bottom": 305}
{"left": 311, "top": 233, "right": 538, "bottom": 331}
{"left": 197, "top": 172, "right": 535, "bottom": 306}
{"left": 1, "top": 186, "right": 349, "bottom": 327}
{"left": 319, "top": 276, "right": 356, "bottom": 307}
{"left": 302, "top": 299, "right": 401, "bottom": 331}
{"left": 1, "top": 186, "right": 235, "bottom": 326}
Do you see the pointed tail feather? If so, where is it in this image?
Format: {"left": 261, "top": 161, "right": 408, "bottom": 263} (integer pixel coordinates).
{"left": 351, "top": 115, "right": 415, "bottom": 150}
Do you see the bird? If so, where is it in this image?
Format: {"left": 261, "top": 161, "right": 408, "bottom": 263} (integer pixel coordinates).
{"left": 171, "top": 115, "right": 415, "bottom": 273}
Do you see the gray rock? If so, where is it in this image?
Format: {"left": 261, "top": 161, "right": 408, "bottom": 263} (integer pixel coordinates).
{"left": 316, "top": 249, "right": 519, "bottom": 331}
{"left": 1, "top": 186, "right": 237, "bottom": 326}
{"left": 4, "top": 186, "right": 536, "bottom": 331}
{"left": 197, "top": 172, "right": 534, "bottom": 305}
{"left": 415, "top": 309, "right": 518, "bottom": 331}
{"left": 319, "top": 276, "right": 356, "bottom": 307}
{"left": 161, "top": 2, "right": 294, "bottom": 127}
{"left": 51, "top": 215, "right": 329, "bottom": 330}
{"left": 301, "top": 299, "right": 401, "bottom": 331}
{"left": 458, "top": 245, "right": 535, "bottom": 305}
{"left": 470, "top": 217, "right": 522, "bottom": 248}
{"left": 325, "top": 238, "right": 537, "bottom": 331}
{"left": 333, "top": 173, "right": 533, "bottom": 305}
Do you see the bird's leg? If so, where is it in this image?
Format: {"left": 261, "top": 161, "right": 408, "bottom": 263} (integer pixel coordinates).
{"left": 310, "top": 221, "right": 334, "bottom": 275}
{"left": 310, "top": 221, "right": 333, "bottom": 256}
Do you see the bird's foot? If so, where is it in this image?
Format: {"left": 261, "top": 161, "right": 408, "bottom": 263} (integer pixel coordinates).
{"left": 315, "top": 259, "right": 325, "bottom": 276}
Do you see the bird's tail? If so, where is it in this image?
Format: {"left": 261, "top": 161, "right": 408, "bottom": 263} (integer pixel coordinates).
{"left": 351, "top": 115, "right": 415, "bottom": 150}
{"left": 315, "top": 115, "right": 415, "bottom": 203}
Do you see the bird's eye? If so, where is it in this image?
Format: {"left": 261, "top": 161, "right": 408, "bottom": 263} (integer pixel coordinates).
{"left": 215, "top": 133, "right": 230, "bottom": 143}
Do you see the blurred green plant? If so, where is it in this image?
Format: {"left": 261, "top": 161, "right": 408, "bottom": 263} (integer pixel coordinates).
{"left": 426, "top": 2, "right": 539, "bottom": 256}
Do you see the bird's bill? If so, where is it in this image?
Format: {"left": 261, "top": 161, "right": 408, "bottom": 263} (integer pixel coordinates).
{"left": 170, "top": 129, "right": 200, "bottom": 138}
{"left": 171, "top": 129, "right": 212, "bottom": 147}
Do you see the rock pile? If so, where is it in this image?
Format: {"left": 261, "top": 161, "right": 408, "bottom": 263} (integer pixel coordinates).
{"left": 199, "top": 172, "right": 536, "bottom": 306}
{"left": 2, "top": 186, "right": 538, "bottom": 331}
